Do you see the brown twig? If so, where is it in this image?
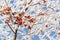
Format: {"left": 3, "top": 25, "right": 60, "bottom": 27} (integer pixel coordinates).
{"left": 28, "top": 0, "right": 32, "bottom": 4}
{"left": 14, "top": 25, "right": 19, "bottom": 40}
{"left": 14, "top": 29, "right": 18, "bottom": 40}
{"left": 7, "top": 23, "right": 15, "bottom": 33}
{"left": 7, "top": 23, "right": 18, "bottom": 40}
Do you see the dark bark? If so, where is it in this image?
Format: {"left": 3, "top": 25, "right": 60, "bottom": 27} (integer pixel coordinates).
{"left": 14, "top": 29, "right": 18, "bottom": 40}
{"left": 7, "top": 23, "right": 15, "bottom": 33}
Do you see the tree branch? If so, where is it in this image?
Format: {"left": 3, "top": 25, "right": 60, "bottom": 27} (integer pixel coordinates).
{"left": 28, "top": 0, "right": 32, "bottom": 4}
{"left": 14, "top": 29, "right": 18, "bottom": 40}
{"left": 7, "top": 23, "right": 15, "bottom": 33}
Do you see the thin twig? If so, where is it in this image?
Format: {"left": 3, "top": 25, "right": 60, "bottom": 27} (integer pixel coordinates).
{"left": 10, "top": 13, "right": 14, "bottom": 23}
{"left": 28, "top": 0, "right": 32, "bottom": 4}
{"left": 7, "top": 23, "right": 15, "bottom": 33}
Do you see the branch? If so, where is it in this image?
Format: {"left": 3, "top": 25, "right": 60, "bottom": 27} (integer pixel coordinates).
{"left": 10, "top": 13, "right": 14, "bottom": 23}
{"left": 14, "top": 25, "right": 19, "bottom": 40}
{"left": 28, "top": 0, "right": 32, "bottom": 4}
{"left": 14, "top": 29, "right": 18, "bottom": 40}
{"left": 0, "top": 23, "right": 15, "bottom": 33}
{"left": 7, "top": 23, "right": 15, "bottom": 33}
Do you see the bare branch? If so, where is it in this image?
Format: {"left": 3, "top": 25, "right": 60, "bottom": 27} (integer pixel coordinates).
{"left": 14, "top": 25, "right": 19, "bottom": 40}
{"left": 14, "top": 29, "right": 18, "bottom": 40}
{"left": 7, "top": 23, "right": 15, "bottom": 33}
{"left": 28, "top": 0, "right": 32, "bottom": 4}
